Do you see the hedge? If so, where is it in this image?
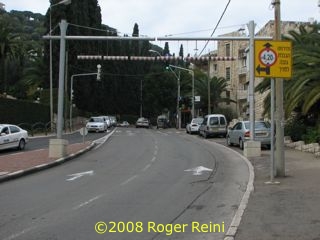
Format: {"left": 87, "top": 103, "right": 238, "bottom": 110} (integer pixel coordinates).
{"left": 0, "top": 98, "right": 50, "bottom": 125}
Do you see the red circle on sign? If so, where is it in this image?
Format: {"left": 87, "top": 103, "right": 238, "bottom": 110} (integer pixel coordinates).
{"left": 258, "top": 48, "right": 277, "bottom": 67}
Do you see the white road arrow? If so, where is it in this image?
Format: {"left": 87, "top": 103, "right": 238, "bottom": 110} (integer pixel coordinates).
{"left": 66, "top": 170, "right": 94, "bottom": 181}
{"left": 184, "top": 166, "right": 213, "bottom": 176}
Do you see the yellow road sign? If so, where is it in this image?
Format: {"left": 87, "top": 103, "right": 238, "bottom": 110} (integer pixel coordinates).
{"left": 254, "top": 40, "right": 292, "bottom": 78}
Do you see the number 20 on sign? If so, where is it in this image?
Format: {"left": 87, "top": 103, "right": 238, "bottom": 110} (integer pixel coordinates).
{"left": 254, "top": 40, "right": 292, "bottom": 78}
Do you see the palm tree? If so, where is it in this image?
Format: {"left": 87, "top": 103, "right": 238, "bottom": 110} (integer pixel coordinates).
{"left": 255, "top": 23, "right": 320, "bottom": 118}
{"left": 194, "top": 72, "right": 235, "bottom": 113}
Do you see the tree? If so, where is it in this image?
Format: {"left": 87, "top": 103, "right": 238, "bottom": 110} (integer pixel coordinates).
{"left": 256, "top": 23, "right": 320, "bottom": 119}
{"left": 193, "top": 70, "right": 234, "bottom": 113}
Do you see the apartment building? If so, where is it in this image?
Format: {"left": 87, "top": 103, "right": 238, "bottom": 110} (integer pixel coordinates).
{"left": 209, "top": 20, "right": 308, "bottom": 120}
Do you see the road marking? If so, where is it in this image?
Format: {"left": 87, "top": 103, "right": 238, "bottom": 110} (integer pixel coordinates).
{"left": 141, "top": 164, "right": 151, "bottom": 172}
{"left": 73, "top": 195, "right": 103, "bottom": 210}
{"left": 66, "top": 170, "right": 94, "bottom": 181}
{"left": 120, "top": 175, "right": 138, "bottom": 186}
{"left": 184, "top": 166, "right": 213, "bottom": 176}
{"left": 151, "top": 156, "right": 156, "bottom": 162}
{"left": 93, "top": 129, "right": 116, "bottom": 150}
{"left": 3, "top": 226, "right": 35, "bottom": 240}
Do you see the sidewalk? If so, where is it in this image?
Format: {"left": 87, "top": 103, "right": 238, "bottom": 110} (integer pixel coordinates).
{"left": 235, "top": 148, "right": 320, "bottom": 240}
{"left": 0, "top": 141, "right": 93, "bottom": 183}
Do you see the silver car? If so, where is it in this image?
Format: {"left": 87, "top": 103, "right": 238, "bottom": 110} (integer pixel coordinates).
{"left": 86, "top": 117, "right": 107, "bottom": 132}
{"left": 186, "top": 117, "right": 203, "bottom": 134}
{"left": 226, "top": 121, "right": 271, "bottom": 149}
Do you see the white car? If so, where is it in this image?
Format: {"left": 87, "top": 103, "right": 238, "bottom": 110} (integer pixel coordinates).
{"left": 119, "top": 121, "right": 130, "bottom": 127}
{"left": 136, "top": 117, "right": 150, "bottom": 128}
{"left": 186, "top": 117, "right": 204, "bottom": 134}
{"left": 86, "top": 117, "right": 107, "bottom": 132}
{"left": 0, "top": 124, "right": 28, "bottom": 151}
{"left": 99, "top": 115, "right": 111, "bottom": 128}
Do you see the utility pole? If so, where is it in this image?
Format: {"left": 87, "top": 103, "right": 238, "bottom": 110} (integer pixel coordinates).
{"left": 274, "top": 0, "right": 285, "bottom": 177}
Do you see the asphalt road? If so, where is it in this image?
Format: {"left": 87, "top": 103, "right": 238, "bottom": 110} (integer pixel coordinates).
{"left": 0, "top": 127, "right": 249, "bottom": 240}
{"left": 0, "top": 129, "right": 110, "bottom": 155}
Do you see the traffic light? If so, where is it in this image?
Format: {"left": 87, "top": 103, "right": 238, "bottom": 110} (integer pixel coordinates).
{"left": 97, "top": 64, "right": 101, "bottom": 81}
{"left": 165, "top": 61, "right": 170, "bottom": 71}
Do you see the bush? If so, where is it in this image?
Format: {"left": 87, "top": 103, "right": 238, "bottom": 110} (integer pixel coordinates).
{"left": 302, "top": 127, "right": 320, "bottom": 144}
{"left": 284, "top": 117, "right": 306, "bottom": 142}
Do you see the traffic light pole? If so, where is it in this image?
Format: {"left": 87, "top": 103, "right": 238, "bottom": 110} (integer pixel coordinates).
{"left": 168, "top": 64, "right": 195, "bottom": 119}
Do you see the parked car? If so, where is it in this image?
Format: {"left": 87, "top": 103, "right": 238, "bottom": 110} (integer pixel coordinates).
{"left": 86, "top": 116, "right": 107, "bottom": 132}
{"left": 186, "top": 117, "right": 204, "bottom": 134}
{"left": 199, "top": 114, "right": 227, "bottom": 138}
{"left": 0, "top": 124, "right": 28, "bottom": 151}
{"left": 136, "top": 117, "right": 150, "bottom": 128}
{"left": 226, "top": 120, "right": 271, "bottom": 149}
{"left": 118, "top": 121, "right": 130, "bottom": 127}
{"left": 156, "top": 115, "right": 169, "bottom": 129}
{"left": 109, "top": 116, "right": 117, "bottom": 127}
{"left": 99, "top": 115, "right": 111, "bottom": 128}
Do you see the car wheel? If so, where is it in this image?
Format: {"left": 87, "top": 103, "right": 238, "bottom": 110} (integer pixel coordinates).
{"left": 227, "top": 135, "right": 232, "bottom": 146}
{"left": 239, "top": 138, "right": 244, "bottom": 150}
{"left": 204, "top": 131, "right": 208, "bottom": 139}
{"left": 18, "top": 139, "right": 25, "bottom": 150}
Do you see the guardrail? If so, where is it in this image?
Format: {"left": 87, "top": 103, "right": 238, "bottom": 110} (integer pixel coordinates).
{"left": 18, "top": 122, "right": 56, "bottom": 136}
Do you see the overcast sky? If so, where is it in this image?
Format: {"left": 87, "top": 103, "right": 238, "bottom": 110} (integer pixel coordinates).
{"left": 3, "top": 0, "right": 320, "bottom": 55}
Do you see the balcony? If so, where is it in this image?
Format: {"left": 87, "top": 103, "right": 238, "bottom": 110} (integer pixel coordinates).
{"left": 238, "top": 66, "right": 248, "bottom": 75}
{"left": 237, "top": 89, "right": 248, "bottom": 100}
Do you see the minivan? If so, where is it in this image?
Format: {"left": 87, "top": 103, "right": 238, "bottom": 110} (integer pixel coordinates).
{"left": 199, "top": 114, "right": 227, "bottom": 138}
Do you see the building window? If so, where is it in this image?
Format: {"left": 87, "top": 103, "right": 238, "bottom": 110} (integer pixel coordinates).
{"left": 226, "top": 43, "right": 230, "bottom": 57}
{"left": 214, "top": 64, "right": 217, "bottom": 71}
{"left": 226, "top": 90, "right": 230, "bottom": 105}
{"left": 226, "top": 67, "right": 231, "bottom": 81}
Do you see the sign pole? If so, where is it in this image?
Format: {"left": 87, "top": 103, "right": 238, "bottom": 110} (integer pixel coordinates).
{"left": 274, "top": 0, "right": 285, "bottom": 177}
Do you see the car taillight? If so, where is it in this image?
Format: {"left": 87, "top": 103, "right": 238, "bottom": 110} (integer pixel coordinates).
{"left": 244, "top": 131, "right": 250, "bottom": 137}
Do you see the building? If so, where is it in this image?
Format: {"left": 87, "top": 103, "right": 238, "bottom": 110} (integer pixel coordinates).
{"left": 209, "top": 20, "right": 309, "bottom": 120}
{"left": 0, "top": 2, "right": 5, "bottom": 10}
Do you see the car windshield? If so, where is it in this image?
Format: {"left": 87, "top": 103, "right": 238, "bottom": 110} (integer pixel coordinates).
{"left": 90, "top": 117, "right": 103, "bottom": 122}
{"left": 244, "top": 122, "right": 269, "bottom": 129}
{"left": 192, "top": 118, "right": 203, "bottom": 124}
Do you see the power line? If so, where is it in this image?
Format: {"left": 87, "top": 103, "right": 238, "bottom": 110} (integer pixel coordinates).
{"left": 198, "top": 0, "right": 231, "bottom": 56}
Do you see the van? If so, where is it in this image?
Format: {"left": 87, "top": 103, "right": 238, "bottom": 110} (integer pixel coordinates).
{"left": 157, "top": 115, "right": 168, "bottom": 129}
{"left": 199, "top": 114, "right": 227, "bottom": 138}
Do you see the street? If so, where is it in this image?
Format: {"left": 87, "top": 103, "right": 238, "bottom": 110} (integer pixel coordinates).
{"left": 0, "top": 128, "right": 249, "bottom": 240}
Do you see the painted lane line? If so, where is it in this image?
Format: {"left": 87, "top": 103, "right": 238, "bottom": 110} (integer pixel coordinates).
{"left": 120, "top": 175, "right": 138, "bottom": 186}
{"left": 3, "top": 226, "right": 35, "bottom": 240}
{"left": 141, "top": 164, "right": 151, "bottom": 172}
{"left": 93, "top": 129, "right": 116, "bottom": 150}
{"left": 151, "top": 156, "right": 156, "bottom": 162}
{"left": 73, "top": 195, "right": 104, "bottom": 210}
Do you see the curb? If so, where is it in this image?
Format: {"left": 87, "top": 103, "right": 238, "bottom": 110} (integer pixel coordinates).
{"left": 0, "top": 129, "right": 116, "bottom": 183}
{"left": 207, "top": 141, "right": 254, "bottom": 240}
{"left": 0, "top": 142, "right": 96, "bottom": 184}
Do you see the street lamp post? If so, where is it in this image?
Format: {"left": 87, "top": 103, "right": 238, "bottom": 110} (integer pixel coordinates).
{"left": 148, "top": 49, "right": 182, "bottom": 129}
{"left": 168, "top": 64, "right": 195, "bottom": 119}
{"left": 49, "top": 0, "right": 71, "bottom": 132}
{"left": 69, "top": 66, "right": 101, "bottom": 131}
